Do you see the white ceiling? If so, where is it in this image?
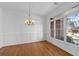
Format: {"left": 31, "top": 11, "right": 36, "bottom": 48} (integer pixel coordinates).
{"left": 0, "top": 2, "right": 79, "bottom": 17}
{"left": 0, "top": 2, "right": 63, "bottom": 16}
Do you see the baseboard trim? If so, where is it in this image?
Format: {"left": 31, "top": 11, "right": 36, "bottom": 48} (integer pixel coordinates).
{"left": 2, "top": 40, "right": 45, "bottom": 48}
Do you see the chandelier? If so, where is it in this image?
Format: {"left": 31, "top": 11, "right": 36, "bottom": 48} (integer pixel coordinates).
{"left": 25, "top": 2, "right": 35, "bottom": 25}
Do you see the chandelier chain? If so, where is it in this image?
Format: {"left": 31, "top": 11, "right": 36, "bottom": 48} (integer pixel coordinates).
{"left": 29, "top": 2, "right": 31, "bottom": 19}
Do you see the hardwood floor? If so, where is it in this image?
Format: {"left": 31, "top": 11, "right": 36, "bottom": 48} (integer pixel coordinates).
{"left": 0, "top": 41, "right": 72, "bottom": 56}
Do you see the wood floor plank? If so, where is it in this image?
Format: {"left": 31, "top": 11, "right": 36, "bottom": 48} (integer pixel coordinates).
{"left": 0, "top": 41, "right": 72, "bottom": 56}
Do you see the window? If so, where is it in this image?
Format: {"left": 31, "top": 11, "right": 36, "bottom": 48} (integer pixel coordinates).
{"left": 50, "top": 18, "right": 64, "bottom": 41}
{"left": 56, "top": 19, "right": 64, "bottom": 41}
{"left": 56, "top": 20, "right": 60, "bottom": 39}
{"left": 66, "top": 13, "right": 79, "bottom": 45}
{"left": 50, "top": 9, "right": 79, "bottom": 46}
{"left": 50, "top": 21, "right": 54, "bottom": 37}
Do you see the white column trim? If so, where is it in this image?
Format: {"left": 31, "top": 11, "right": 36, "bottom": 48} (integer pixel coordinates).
{"left": 54, "top": 18, "right": 56, "bottom": 39}
{"left": 63, "top": 16, "right": 67, "bottom": 42}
